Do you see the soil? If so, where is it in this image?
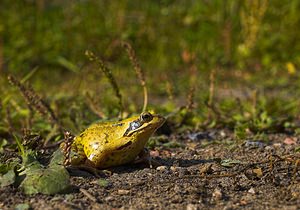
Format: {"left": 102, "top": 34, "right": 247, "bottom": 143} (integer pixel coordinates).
{"left": 1, "top": 130, "right": 300, "bottom": 210}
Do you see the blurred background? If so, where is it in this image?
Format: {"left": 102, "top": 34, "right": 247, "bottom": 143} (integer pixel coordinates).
{"left": 1, "top": 0, "right": 300, "bottom": 137}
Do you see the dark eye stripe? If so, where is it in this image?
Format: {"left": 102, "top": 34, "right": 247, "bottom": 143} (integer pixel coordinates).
{"left": 123, "top": 120, "right": 142, "bottom": 136}
{"left": 116, "top": 141, "right": 132, "bottom": 150}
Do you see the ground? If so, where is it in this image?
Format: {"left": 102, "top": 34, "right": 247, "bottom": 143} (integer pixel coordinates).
{"left": 1, "top": 130, "right": 299, "bottom": 210}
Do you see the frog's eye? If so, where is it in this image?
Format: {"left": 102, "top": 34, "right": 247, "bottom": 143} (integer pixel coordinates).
{"left": 140, "top": 112, "right": 153, "bottom": 123}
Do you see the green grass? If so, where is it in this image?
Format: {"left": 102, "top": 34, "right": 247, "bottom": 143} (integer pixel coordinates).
{"left": 1, "top": 0, "right": 300, "bottom": 148}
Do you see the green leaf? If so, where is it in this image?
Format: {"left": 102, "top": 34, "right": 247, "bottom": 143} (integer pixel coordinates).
{"left": 220, "top": 159, "right": 241, "bottom": 168}
{"left": 20, "top": 165, "right": 70, "bottom": 195}
{"left": 163, "top": 141, "right": 183, "bottom": 148}
{"left": 13, "top": 134, "right": 24, "bottom": 156}
{"left": 14, "top": 203, "right": 30, "bottom": 210}
{"left": 49, "top": 148, "right": 65, "bottom": 167}
{"left": 20, "top": 67, "right": 38, "bottom": 83}
{"left": 97, "top": 178, "right": 109, "bottom": 187}
{"left": 19, "top": 149, "right": 70, "bottom": 195}
{"left": 21, "top": 150, "right": 39, "bottom": 168}
{"left": 0, "top": 169, "right": 16, "bottom": 187}
{"left": 0, "top": 139, "right": 8, "bottom": 152}
{"left": 0, "top": 158, "right": 20, "bottom": 174}
{"left": 57, "top": 56, "right": 80, "bottom": 73}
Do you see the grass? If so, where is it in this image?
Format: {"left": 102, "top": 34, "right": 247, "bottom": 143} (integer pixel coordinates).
{"left": 0, "top": 0, "right": 300, "bottom": 149}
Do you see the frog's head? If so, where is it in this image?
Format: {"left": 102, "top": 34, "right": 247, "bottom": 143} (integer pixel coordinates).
{"left": 123, "top": 111, "right": 165, "bottom": 140}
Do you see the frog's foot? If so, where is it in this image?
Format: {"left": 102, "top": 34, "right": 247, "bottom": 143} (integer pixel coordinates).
{"left": 134, "top": 148, "right": 161, "bottom": 168}
{"left": 66, "top": 165, "right": 112, "bottom": 177}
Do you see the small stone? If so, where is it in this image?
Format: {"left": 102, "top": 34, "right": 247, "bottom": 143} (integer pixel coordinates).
{"left": 264, "top": 146, "right": 273, "bottom": 151}
{"left": 220, "top": 130, "right": 226, "bottom": 137}
{"left": 248, "top": 187, "right": 255, "bottom": 194}
{"left": 171, "top": 195, "right": 183, "bottom": 203}
{"left": 170, "top": 166, "right": 180, "bottom": 172}
{"left": 253, "top": 168, "right": 263, "bottom": 178}
{"left": 199, "top": 164, "right": 213, "bottom": 174}
{"left": 150, "top": 150, "right": 160, "bottom": 157}
{"left": 186, "top": 204, "right": 197, "bottom": 210}
{"left": 212, "top": 188, "right": 222, "bottom": 200}
{"left": 156, "top": 166, "right": 167, "bottom": 171}
{"left": 284, "top": 137, "right": 297, "bottom": 145}
{"left": 104, "top": 196, "right": 114, "bottom": 202}
{"left": 117, "top": 189, "right": 130, "bottom": 195}
{"left": 244, "top": 141, "right": 265, "bottom": 148}
{"left": 187, "top": 132, "right": 213, "bottom": 141}
{"left": 273, "top": 143, "right": 282, "bottom": 148}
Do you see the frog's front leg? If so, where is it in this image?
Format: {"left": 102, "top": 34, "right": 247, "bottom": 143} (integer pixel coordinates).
{"left": 134, "top": 148, "right": 161, "bottom": 168}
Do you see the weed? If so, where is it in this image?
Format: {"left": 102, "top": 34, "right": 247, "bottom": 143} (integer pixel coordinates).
{"left": 122, "top": 41, "right": 148, "bottom": 113}
{"left": 7, "top": 75, "right": 61, "bottom": 131}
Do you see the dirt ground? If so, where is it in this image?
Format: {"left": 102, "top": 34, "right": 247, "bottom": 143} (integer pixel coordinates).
{"left": 1, "top": 129, "right": 300, "bottom": 210}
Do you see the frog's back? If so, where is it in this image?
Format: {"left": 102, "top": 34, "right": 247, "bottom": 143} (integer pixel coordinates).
{"left": 73, "top": 121, "right": 127, "bottom": 163}
{"left": 75, "top": 122, "right": 124, "bottom": 146}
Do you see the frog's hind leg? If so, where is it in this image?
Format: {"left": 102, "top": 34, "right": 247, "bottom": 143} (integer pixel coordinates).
{"left": 66, "top": 164, "right": 111, "bottom": 177}
{"left": 134, "top": 148, "right": 161, "bottom": 168}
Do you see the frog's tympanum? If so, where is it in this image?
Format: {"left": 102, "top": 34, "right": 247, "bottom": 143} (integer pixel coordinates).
{"left": 69, "top": 112, "right": 165, "bottom": 168}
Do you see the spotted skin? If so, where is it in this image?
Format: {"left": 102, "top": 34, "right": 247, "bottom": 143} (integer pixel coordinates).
{"left": 70, "top": 112, "right": 165, "bottom": 169}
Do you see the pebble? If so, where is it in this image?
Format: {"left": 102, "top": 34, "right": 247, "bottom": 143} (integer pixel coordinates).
{"left": 187, "top": 132, "right": 213, "bottom": 141}
{"left": 248, "top": 187, "right": 255, "bottom": 194}
{"left": 244, "top": 141, "right": 265, "bottom": 148}
{"left": 156, "top": 166, "right": 168, "bottom": 171}
{"left": 104, "top": 196, "right": 114, "bottom": 202}
{"left": 117, "top": 189, "right": 130, "bottom": 195}
{"left": 199, "top": 164, "right": 213, "bottom": 174}
{"left": 170, "top": 166, "right": 180, "bottom": 172}
{"left": 264, "top": 146, "right": 273, "bottom": 151}
{"left": 284, "top": 137, "right": 297, "bottom": 145}
{"left": 219, "top": 130, "right": 227, "bottom": 137}
{"left": 273, "top": 143, "right": 282, "bottom": 148}
{"left": 186, "top": 204, "right": 198, "bottom": 210}
{"left": 212, "top": 188, "right": 222, "bottom": 200}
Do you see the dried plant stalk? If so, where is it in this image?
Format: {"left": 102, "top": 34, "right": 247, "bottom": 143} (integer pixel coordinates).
{"left": 85, "top": 50, "right": 123, "bottom": 117}
{"left": 7, "top": 75, "right": 61, "bottom": 129}
{"left": 208, "top": 68, "right": 216, "bottom": 107}
{"left": 122, "top": 41, "right": 148, "bottom": 113}
{"left": 205, "top": 68, "right": 223, "bottom": 123}
{"left": 240, "top": 0, "right": 268, "bottom": 51}
{"left": 85, "top": 92, "right": 106, "bottom": 118}
{"left": 165, "top": 79, "right": 174, "bottom": 101}
{"left": 186, "top": 64, "right": 198, "bottom": 111}
{"left": 252, "top": 89, "right": 258, "bottom": 116}
{"left": 5, "top": 106, "right": 14, "bottom": 134}
{"left": 186, "top": 86, "right": 195, "bottom": 111}
{"left": 62, "top": 131, "right": 74, "bottom": 166}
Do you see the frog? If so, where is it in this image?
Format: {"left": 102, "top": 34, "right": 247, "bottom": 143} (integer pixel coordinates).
{"left": 66, "top": 111, "right": 165, "bottom": 169}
